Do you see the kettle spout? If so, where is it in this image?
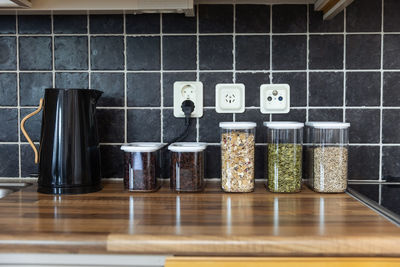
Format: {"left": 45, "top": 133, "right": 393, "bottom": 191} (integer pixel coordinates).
{"left": 91, "top": 90, "right": 103, "bottom": 102}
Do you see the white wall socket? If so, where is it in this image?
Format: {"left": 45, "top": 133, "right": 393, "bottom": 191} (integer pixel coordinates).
{"left": 260, "top": 84, "right": 290, "bottom": 114}
{"left": 173, "top": 81, "right": 203, "bottom": 118}
{"left": 215, "top": 83, "right": 245, "bottom": 113}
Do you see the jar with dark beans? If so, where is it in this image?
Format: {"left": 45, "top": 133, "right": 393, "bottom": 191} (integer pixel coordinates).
{"left": 168, "top": 143, "right": 207, "bottom": 193}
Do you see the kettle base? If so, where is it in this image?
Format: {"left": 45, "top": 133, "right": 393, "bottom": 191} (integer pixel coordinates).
{"left": 37, "top": 184, "right": 103, "bottom": 195}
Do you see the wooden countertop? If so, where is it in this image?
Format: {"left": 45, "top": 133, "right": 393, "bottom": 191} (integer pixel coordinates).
{"left": 0, "top": 181, "right": 399, "bottom": 256}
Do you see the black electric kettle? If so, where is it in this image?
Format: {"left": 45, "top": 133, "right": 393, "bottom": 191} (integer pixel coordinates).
{"left": 21, "top": 89, "right": 103, "bottom": 194}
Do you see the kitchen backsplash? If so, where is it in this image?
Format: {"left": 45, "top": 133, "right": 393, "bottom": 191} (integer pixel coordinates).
{"left": 0, "top": 0, "right": 399, "bottom": 180}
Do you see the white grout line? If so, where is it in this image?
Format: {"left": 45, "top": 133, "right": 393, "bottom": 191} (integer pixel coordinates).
{"left": 305, "top": 4, "right": 309, "bottom": 122}
{"left": 379, "top": 0, "right": 384, "bottom": 183}
{"left": 232, "top": 1, "right": 236, "bottom": 123}
{"left": 160, "top": 13, "right": 164, "bottom": 143}
{"left": 15, "top": 13, "right": 21, "bottom": 179}
{"left": 196, "top": 4, "right": 200, "bottom": 142}
{"left": 269, "top": 4, "right": 272, "bottom": 122}
{"left": 123, "top": 11, "right": 128, "bottom": 144}
{"left": 343, "top": 7, "right": 347, "bottom": 123}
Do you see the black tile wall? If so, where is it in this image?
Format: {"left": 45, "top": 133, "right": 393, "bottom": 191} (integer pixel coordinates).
{"left": 0, "top": 3, "right": 397, "bottom": 180}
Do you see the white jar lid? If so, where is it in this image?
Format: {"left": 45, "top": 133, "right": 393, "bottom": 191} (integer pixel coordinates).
{"left": 263, "top": 121, "right": 304, "bottom": 129}
{"left": 121, "top": 142, "right": 164, "bottom": 153}
{"left": 219, "top": 122, "right": 257, "bottom": 129}
{"left": 305, "top": 122, "right": 350, "bottom": 129}
{"left": 168, "top": 142, "right": 207, "bottom": 152}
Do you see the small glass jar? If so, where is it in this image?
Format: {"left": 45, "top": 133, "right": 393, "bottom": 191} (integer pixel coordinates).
{"left": 264, "top": 122, "right": 304, "bottom": 193}
{"left": 309, "top": 122, "right": 350, "bottom": 193}
{"left": 121, "top": 143, "right": 163, "bottom": 192}
{"left": 168, "top": 142, "right": 207, "bottom": 193}
{"left": 219, "top": 122, "right": 256, "bottom": 193}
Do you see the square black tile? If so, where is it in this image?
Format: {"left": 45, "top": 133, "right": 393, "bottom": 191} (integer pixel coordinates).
{"left": 346, "top": 72, "right": 380, "bottom": 106}
{"left": 126, "top": 14, "right": 160, "bottom": 34}
{"left": 199, "top": 5, "right": 233, "bottom": 33}
{"left": 346, "top": 0, "right": 381, "bottom": 32}
{"left": 348, "top": 146, "right": 380, "bottom": 180}
{"left": 162, "top": 109, "right": 196, "bottom": 143}
{"left": 0, "top": 37, "right": 16, "bottom": 70}
{"left": 18, "top": 15, "right": 51, "bottom": 34}
{"left": 348, "top": 184, "right": 379, "bottom": 202}
{"left": 199, "top": 36, "right": 233, "bottom": 70}
{"left": 90, "top": 37, "right": 124, "bottom": 70}
{"left": 163, "top": 72, "right": 197, "bottom": 107}
{"left": 383, "top": 110, "right": 400, "bottom": 143}
{"left": 309, "top": 72, "right": 344, "bottom": 106}
{"left": 273, "top": 72, "right": 306, "bottom": 107}
{"left": 309, "top": 5, "right": 343, "bottom": 33}
{"left": 100, "top": 145, "right": 124, "bottom": 178}
{"left": 91, "top": 73, "right": 124, "bottom": 107}
{"left": 236, "top": 35, "right": 269, "bottom": 70}
{"left": 54, "top": 36, "right": 88, "bottom": 70}
{"left": 309, "top": 35, "right": 343, "bottom": 69}
{"left": 255, "top": 145, "right": 266, "bottom": 179}
{"left": 346, "top": 35, "right": 381, "bottom": 69}
{"left": 0, "top": 73, "right": 17, "bottom": 106}
{"left": 384, "top": 35, "right": 400, "bottom": 69}
{"left": 384, "top": 0, "right": 400, "bottom": 32}
{"left": 383, "top": 72, "right": 400, "bottom": 106}
{"left": 97, "top": 109, "right": 124, "bottom": 143}
{"left": 383, "top": 146, "right": 400, "bottom": 177}
{"left": 0, "top": 145, "right": 18, "bottom": 177}
{"left": 200, "top": 72, "right": 233, "bottom": 106}
{"left": 162, "top": 13, "right": 196, "bottom": 33}
{"left": 308, "top": 109, "right": 343, "bottom": 121}
{"left": 127, "top": 73, "right": 160, "bottom": 107}
{"left": 19, "top": 73, "right": 52, "bottom": 106}
{"left": 19, "top": 37, "right": 52, "bottom": 70}
{"left": 272, "top": 5, "right": 307, "bottom": 33}
{"left": 127, "top": 109, "right": 160, "bottom": 142}
{"left": 54, "top": 15, "right": 87, "bottom": 34}
{"left": 235, "top": 5, "right": 270, "bottom": 33}
{"left": 346, "top": 109, "right": 380, "bottom": 143}
{"left": 0, "top": 109, "right": 17, "bottom": 142}
{"left": 20, "top": 108, "right": 42, "bottom": 142}
{"left": 55, "top": 73, "right": 89, "bottom": 89}
{"left": 127, "top": 37, "right": 160, "bottom": 70}
{"left": 236, "top": 72, "right": 269, "bottom": 107}
{"left": 272, "top": 35, "right": 307, "bottom": 70}
{"left": 0, "top": 15, "right": 16, "bottom": 34}
{"left": 199, "top": 109, "right": 232, "bottom": 143}
{"left": 89, "top": 15, "right": 123, "bottom": 34}
{"left": 236, "top": 109, "right": 269, "bottom": 143}
{"left": 205, "top": 145, "right": 221, "bottom": 178}
{"left": 21, "top": 144, "right": 38, "bottom": 177}
{"left": 272, "top": 108, "right": 306, "bottom": 122}
{"left": 163, "top": 36, "right": 196, "bottom": 70}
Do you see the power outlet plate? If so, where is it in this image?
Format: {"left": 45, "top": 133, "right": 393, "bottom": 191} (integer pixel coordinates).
{"left": 173, "top": 81, "right": 203, "bottom": 118}
{"left": 215, "top": 83, "right": 245, "bottom": 113}
{"left": 260, "top": 84, "right": 290, "bottom": 114}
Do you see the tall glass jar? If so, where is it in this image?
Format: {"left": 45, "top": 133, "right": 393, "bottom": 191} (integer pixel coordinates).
{"left": 121, "top": 143, "right": 164, "bottom": 192}
{"left": 264, "top": 122, "right": 304, "bottom": 193}
{"left": 220, "top": 122, "right": 256, "bottom": 193}
{"left": 309, "top": 122, "right": 350, "bottom": 193}
{"left": 168, "top": 142, "right": 207, "bottom": 193}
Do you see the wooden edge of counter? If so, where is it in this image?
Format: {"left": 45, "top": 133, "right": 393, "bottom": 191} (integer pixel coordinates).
{"left": 107, "top": 234, "right": 400, "bottom": 256}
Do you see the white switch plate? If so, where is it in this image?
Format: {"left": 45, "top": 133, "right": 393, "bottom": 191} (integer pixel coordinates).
{"left": 260, "top": 84, "right": 290, "bottom": 114}
{"left": 173, "top": 81, "right": 203, "bottom": 118}
{"left": 215, "top": 83, "right": 245, "bottom": 113}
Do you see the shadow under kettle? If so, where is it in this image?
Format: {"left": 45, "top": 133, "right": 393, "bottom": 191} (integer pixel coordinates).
{"left": 21, "top": 88, "right": 103, "bottom": 194}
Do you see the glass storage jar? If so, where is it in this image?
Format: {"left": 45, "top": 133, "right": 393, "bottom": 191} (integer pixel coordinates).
{"left": 264, "top": 122, "right": 304, "bottom": 193}
{"left": 303, "top": 122, "right": 315, "bottom": 187}
{"left": 309, "top": 122, "right": 350, "bottom": 193}
{"left": 168, "top": 142, "right": 207, "bottom": 193}
{"left": 121, "top": 143, "right": 164, "bottom": 192}
{"left": 220, "top": 122, "right": 256, "bottom": 193}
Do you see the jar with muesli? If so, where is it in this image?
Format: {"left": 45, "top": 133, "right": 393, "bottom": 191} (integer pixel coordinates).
{"left": 121, "top": 143, "right": 164, "bottom": 192}
{"left": 219, "top": 122, "right": 256, "bottom": 193}
{"left": 264, "top": 122, "right": 304, "bottom": 193}
{"left": 168, "top": 142, "right": 207, "bottom": 193}
{"left": 309, "top": 122, "right": 350, "bottom": 193}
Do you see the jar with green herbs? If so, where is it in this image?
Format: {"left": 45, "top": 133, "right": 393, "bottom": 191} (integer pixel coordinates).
{"left": 264, "top": 122, "right": 304, "bottom": 193}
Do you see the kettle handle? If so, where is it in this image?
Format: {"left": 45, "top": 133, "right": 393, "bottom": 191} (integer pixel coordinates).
{"left": 21, "top": 98, "right": 44, "bottom": 164}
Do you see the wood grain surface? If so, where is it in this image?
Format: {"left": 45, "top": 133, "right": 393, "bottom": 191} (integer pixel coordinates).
{"left": 0, "top": 181, "right": 399, "bottom": 256}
